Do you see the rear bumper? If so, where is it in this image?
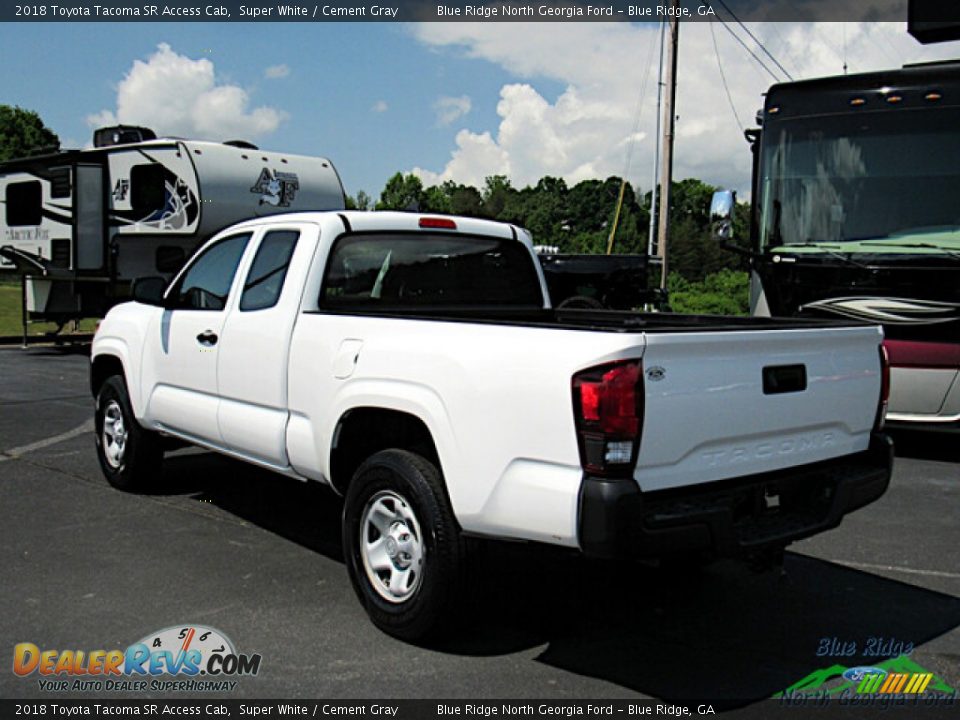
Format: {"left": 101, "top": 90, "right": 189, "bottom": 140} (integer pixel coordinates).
{"left": 578, "top": 433, "right": 893, "bottom": 558}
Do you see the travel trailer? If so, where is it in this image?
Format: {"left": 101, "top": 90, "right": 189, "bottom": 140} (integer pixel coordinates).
{"left": 0, "top": 125, "right": 345, "bottom": 325}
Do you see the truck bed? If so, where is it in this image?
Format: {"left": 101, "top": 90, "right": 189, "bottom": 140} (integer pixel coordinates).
{"left": 308, "top": 305, "right": 871, "bottom": 334}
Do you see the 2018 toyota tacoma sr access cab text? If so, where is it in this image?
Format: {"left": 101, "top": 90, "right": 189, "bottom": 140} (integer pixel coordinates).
{"left": 90, "top": 211, "right": 893, "bottom": 639}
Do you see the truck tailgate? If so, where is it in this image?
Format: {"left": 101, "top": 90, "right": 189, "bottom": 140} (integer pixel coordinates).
{"left": 634, "top": 325, "right": 884, "bottom": 492}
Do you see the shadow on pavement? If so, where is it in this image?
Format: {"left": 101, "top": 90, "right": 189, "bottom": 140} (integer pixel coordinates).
{"left": 153, "top": 449, "right": 960, "bottom": 709}
{"left": 157, "top": 451, "right": 344, "bottom": 561}
{"left": 889, "top": 428, "right": 960, "bottom": 464}
{"left": 502, "top": 551, "right": 960, "bottom": 709}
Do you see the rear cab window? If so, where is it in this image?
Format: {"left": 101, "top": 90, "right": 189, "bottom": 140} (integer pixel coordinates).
{"left": 240, "top": 230, "right": 300, "bottom": 311}
{"left": 320, "top": 233, "right": 543, "bottom": 310}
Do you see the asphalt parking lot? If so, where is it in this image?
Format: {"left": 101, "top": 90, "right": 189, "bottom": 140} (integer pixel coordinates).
{"left": 2, "top": 346, "right": 959, "bottom": 708}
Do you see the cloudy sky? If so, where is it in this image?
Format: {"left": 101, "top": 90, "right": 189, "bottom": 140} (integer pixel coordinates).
{"left": 3, "top": 21, "right": 960, "bottom": 199}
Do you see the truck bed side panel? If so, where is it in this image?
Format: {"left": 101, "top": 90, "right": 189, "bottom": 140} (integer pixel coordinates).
{"left": 286, "top": 313, "right": 647, "bottom": 546}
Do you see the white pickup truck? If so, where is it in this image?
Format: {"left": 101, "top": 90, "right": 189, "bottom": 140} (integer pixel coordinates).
{"left": 90, "top": 210, "right": 893, "bottom": 639}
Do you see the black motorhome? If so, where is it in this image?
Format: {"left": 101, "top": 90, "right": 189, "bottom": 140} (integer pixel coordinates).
{"left": 712, "top": 62, "right": 960, "bottom": 430}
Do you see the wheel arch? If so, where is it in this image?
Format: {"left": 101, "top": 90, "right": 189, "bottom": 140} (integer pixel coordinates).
{"left": 90, "top": 334, "right": 146, "bottom": 418}
{"left": 90, "top": 353, "right": 127, "bottom": 399}
{"left": 329, "top": 407, "right": 442, "bottom": 497}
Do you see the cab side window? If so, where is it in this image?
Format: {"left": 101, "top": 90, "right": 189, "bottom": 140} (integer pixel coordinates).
{"left": 170, "top": 233, "right": 251, "bottom": 310}
{"left": 239, "top": 230, "right": 300, "bottom": 311}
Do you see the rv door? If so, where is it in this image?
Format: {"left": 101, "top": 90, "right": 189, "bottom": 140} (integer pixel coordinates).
{"left": 75, "top": 164, "right": 106, "bottom": 271}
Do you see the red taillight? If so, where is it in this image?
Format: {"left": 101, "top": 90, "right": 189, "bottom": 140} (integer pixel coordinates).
{"left": 572, "top": 361, "right": 643, "bottom": 476}
{"left": 875, "top": 344, "right": 890, "bottom": 431}
{"left": 419, "top": 217, "right": 457, "bottom": 229}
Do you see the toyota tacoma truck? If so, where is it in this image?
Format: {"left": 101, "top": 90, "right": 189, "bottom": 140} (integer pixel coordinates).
{"left": 90, "top": 210, "right": 893, "bottom": 640}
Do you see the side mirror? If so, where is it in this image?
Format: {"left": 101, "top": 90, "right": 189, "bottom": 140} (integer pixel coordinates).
{"left": 131, "top": 276, "right": 167, "bottom": 306}
{"left": 710, "top": 190, "right": 736, "bottom": 242}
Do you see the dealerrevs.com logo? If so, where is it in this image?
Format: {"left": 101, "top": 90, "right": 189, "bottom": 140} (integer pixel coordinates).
{"left": 13, "top": 625, "right": 262, "bottom": 692}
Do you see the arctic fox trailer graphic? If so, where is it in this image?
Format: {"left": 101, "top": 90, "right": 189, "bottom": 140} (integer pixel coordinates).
{"left": 0, "top": 125, "right": 346, "bottom": 323}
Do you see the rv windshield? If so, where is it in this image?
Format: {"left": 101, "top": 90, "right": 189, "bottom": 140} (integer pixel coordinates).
{"left": 759, "top": 108, "right": 960, "bottom": 257}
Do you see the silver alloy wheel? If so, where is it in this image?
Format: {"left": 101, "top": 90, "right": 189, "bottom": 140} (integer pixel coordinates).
{"left": 102, "top": 400, "right": 128, "bottom": 469}
{"left": 360, "top": 490, "right": 425, "bottom": 604}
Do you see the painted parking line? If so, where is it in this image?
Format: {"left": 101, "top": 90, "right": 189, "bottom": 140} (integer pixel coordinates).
{"left": 0, "top": 419, "right": 94, "bottom": 462}
{"left": 834, "top": 559, "right": 960, "bottom": 581}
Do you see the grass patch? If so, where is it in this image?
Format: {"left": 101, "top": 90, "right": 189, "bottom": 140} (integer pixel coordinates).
{"left": 0, "top": 280, "right": 97, "bottom": 337}
{"left": 667, "top": 269, "right": 750, "bottom": 316}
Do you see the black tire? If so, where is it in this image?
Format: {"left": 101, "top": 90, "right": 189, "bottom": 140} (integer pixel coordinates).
{"left": 342, "top": 449, "right": 472, "bottom": 641}
{"left": 557, "top": 295, "right": 605, "bottom": 310}
{"left": 94, "top": 375, "right": 163, "bottom": 492}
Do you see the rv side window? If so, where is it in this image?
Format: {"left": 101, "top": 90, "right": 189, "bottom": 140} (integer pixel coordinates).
{"left": 6, "top": 181, "right": 42, "bottom": 226}
{"left": 240, "top": 230, "right": 300, "bottom": 311}
{"left": 169, "top": 233, "right": 251, "bottom": 311}
{"left": 130, "top": 164, "right": 165, "bottom": 217}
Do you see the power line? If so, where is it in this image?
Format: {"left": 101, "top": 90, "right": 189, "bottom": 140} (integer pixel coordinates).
{"left": 803, "top": 23, "right": 846, "bottom": 77}
{"left": 863, "top": 23, "right": 904, "bottom": 69}
{"left": 619, "top": 24, "right": 661, "bottom": 183}
{"left": 710, "top": 21, "right": 744, "bottom": 134}
{"left": 606, "top": 23, "right": 661, "bottom": 254}
{"left": 764, "top": 22, "right": 803, "bottom": 80}
{"left": 843, "top": 23, "right": 848, "bottom": 74}
{"left": 713, "top": 0, "right": 794, "bottom": 81}
{"left": 874, "top": 23, "right": 907, "bottom": 67}
{"left": 712, "top": 13, "right": 783, "bottom": 83}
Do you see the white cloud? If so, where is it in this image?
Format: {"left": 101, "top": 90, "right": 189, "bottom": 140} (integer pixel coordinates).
{"left": 264, "top": 63, "right": 290, "bottom": 79}
{"left": 414, "top": 130, "right": 509, "bottom": 188}
{"left": 434, "top": 94, "right": 472, "bottom": 126}
{"left": 87, "top": 43, "right": 285, "bottom": 141}
{"left": 411, "top": 22, "right": 960, "bottom": 193}
{"left": 372, "top": 100, "right": 389, "bottom": 113}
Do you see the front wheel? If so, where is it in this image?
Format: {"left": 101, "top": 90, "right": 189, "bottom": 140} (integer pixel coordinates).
{"left": 94, "top": 375, "right": 163, "bottom": 492}
{"left": 342, "top": 449, "right": 473, "bottom": 641}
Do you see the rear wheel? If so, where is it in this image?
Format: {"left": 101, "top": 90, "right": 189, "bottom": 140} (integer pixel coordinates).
{"left": 342, "top": 449, "right": 473, "bottom": 641}
{"left": 94, "top": 375, "right": 163, "bottom": 492}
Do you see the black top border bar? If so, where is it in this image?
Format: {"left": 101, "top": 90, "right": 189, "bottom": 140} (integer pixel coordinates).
{"left": 0, "top": 0, "right": 944, "bottom": 23}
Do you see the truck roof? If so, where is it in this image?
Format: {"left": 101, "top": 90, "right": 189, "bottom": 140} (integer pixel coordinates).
{"left": 226, "top": 210, "right": 523, "bottom": 240}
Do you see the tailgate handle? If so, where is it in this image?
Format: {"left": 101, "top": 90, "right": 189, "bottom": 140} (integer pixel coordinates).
{"left": 763, "top": 364, "right": 807, "bottom": 395}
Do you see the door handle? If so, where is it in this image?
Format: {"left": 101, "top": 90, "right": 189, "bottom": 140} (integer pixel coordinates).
{"left": 196, "top": 330, "right": 218, "bottom": 346}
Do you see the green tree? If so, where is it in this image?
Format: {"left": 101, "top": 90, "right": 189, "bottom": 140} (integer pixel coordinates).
{"left": 641, "top": 178, "right": 748, "bottom": 281}
{"left": 482, "top": 175, "right": 514, "bottom": 218}
{"left": 524, "top": 176, "right": 568, "bottom": 247}
{"left": 448, "top": 184, "right": 484, "bottom": 217}
{"left": 422, "top": 183, "right": 452, "bottom": 214}
{"left": 0, "top": 105, "right": 59, "bottom": 162}
{"left": 354, "top": 189, "right": 372, "bottom": 211}
{"left": 376, "top": 172, "right": 424, "bottom": 211}
{"left": 420, "top": 180, "right": 485, "bottom": 217}
{"left": 667, "top": 269, "right": 749, "bottom": 315}
{"left": 669, "top": 178, "right": 717, "bottom": 228}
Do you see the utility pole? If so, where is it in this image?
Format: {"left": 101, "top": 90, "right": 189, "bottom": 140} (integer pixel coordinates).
{"left": 647, "top": 20, "right": 665, "bottom": 258}
{"left": 656, "top": 2, "right": 679, "bottom": 290}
